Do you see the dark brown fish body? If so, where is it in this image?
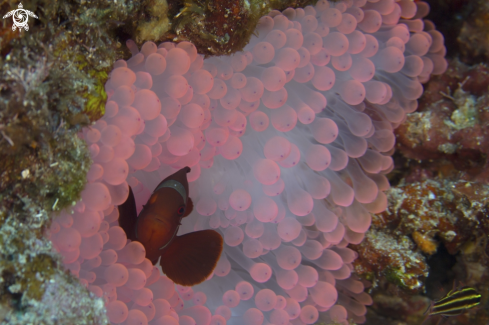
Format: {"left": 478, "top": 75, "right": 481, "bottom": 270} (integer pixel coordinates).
{"left": 136, "top": 167, "right": 191, "bottom": 263}
{"left": 118, "top": 166, "right": 223, "bottom": 286}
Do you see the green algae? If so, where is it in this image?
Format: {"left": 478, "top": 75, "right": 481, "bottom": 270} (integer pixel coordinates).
{"left": 385, "top": 267, "right": 423, "bottom": 291}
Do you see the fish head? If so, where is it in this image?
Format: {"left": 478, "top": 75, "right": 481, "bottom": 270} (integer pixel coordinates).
{"left": 136, "top": 167, "right": 191, "bottom": 255}
{"left": 158, "top": 166, "right": 191, "bottom": 201}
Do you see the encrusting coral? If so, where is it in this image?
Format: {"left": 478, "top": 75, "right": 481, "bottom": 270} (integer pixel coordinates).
{"left": 364, "top": 58, "right": 489, "bottom": 324}
{"left": 397, "top": 59, "right": 489, "bottom": 183}
{"left": 352, "top": 177, "right": 489, "bottom": 289}
{"left": 355, "top": 30, "right": 489, "bottom": 322}
{"left": 355, "top": 178, "right": 489, "bottom": 324}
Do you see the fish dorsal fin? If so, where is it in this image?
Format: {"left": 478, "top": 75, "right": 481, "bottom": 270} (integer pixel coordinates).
{"left": 159, "top": 229, "right": 223, "bottom": 286}
{"left": 182, "top": 197, "right": 193, "bottom": 218}
{"left": 117, "top": 186, "right": 138, "bottom": 242}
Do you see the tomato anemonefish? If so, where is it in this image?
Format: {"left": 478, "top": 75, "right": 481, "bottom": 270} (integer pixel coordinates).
{"left": 118, "top": 166, "right": 223, "bottom": 286}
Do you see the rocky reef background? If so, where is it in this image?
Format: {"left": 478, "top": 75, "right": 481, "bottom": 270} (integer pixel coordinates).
{"left": 0, "top": 0, "right": 488, "bottom": 324}
{"left": 356, "top": 0, "right": 489, "bottom": 324}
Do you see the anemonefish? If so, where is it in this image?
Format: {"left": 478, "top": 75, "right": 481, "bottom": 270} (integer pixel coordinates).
{"left": 118, "top": 166, "right": 223, "bottom": 286}
{"left": 421, "top": 285, "right": 481, "bottom": 325}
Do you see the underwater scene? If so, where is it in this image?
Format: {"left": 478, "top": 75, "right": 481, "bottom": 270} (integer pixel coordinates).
{"left": 1, "top": 0, "right": 488, "bottom": 324}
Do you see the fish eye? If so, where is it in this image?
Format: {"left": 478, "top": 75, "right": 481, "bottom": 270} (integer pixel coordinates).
{"left": 177, "top": 205, "right": 185, "bottom": 216}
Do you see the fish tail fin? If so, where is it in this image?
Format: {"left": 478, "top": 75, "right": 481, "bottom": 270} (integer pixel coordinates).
{"left": 419, "top": 300, "right": 434, "bottom": 325}
{"left": 182, "top": 197, "right": 194, "bottom": 218}
{"left": 423, "top": 301, "right": 432, "bottom": 316}
{"left": 117, "top": 186, "right": 138, "bottom": 241}
{"left": 159, "top": 229, "right": 223, "bottom": 286}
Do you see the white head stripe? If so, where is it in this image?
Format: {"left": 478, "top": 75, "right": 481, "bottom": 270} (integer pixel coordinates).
{"left": 155, "top": 180, "right": 187, "bottom": 204}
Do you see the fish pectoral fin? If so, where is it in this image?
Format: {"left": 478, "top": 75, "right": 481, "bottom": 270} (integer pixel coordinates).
{"left": 117, "top": 186, "right": 138, "bottom": 242}
{"left": 182, "top": 197, "right": 194, "bottom": 218}
{"left": 159, "top": 229, "right": 223, "bottom": 286}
